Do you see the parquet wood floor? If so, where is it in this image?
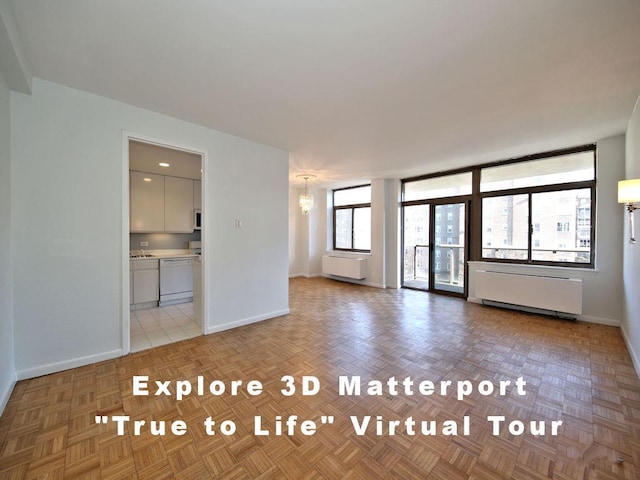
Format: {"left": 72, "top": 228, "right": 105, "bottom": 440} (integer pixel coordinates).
{"left": 1, "top": 277, "right": 639, "bottom": 479}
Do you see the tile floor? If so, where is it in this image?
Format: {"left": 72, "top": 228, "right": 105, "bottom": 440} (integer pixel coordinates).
{"left": 130, "top": 302, "right": 201, "bottom": 352}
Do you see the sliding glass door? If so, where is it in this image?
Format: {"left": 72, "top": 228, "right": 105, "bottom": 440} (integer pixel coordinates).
{"left": 402, "top": 202, "right": 467, "bottom": 295}
{"left": 432, "top": 203, "right": 466, "bottom": 294}
{"left": 403, "top": 204, "right": 430, "bottom": 290}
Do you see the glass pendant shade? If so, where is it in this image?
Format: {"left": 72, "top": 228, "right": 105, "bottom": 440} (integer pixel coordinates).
{"left": 299, "top": 194, "right": 313, "bottom": 215}
{"left": 297, "top": 174, "right": 316, "bottom": 215}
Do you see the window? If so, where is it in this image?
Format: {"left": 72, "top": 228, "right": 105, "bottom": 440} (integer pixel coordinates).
{"left": 404, "top": 172, "right": 472, "bottom": 201}
{"left": 482, "top": 194, "right": 528, "bottom": 260}
{"left": 333, "top": 185, "right": 371, "bottom": 252}
{"left": 481, "top": 146, "right": 595, "bottom": 266}
{"left": 402, "top": 144, "right": 596, "bottom": 272}
{"left": 531, "top": 189, "right": 591, "bottom": 263}
{"left": 480, "top": 150, "right": 594, "bottom": 192}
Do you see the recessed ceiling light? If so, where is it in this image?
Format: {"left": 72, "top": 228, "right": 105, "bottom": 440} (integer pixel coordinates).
{"left": 159, "top": 162, "right": 170, "bottom": 167}
{"left": 143, "top": 178, "right": 152, "bottom": 182}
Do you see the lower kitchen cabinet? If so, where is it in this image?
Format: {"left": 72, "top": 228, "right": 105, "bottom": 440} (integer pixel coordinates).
{"left": 131, "top": 259, "right": 159, "bottom": 305}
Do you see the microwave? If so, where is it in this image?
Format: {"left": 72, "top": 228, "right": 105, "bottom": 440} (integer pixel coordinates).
{"left": 194, "top": 209, "right": 201, "bottom": 230}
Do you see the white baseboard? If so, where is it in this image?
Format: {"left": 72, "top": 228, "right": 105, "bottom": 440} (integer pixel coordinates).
{"left": 322, "top": 274, "right": 386, "bottom": 289}
{"left": 16, "top": 349, "right": 123, "bottom": 381}
{"left": 0, "top": 374, "right": 17, "bottom": 416}
{"left": 289, "top": 273, "right": 322, "bottom": 279}
{"left": 621, "top": 324, "right": 640, "bottom": 379}
{"left": 467, "top": 298, "right": 620, "bottom": 326}
{"left": 577, "top": 315, "right": 620, "bottom": 327}
{"left": 206, "top": 309, "right": 290, "bottom": 334}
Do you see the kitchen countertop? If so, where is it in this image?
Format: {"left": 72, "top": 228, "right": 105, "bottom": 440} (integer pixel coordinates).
{"left": 129, "top": 249, "right": 200, "bottom": 260}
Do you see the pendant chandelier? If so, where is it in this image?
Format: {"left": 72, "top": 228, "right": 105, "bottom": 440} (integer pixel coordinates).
{"left": 297, "top": 174, "right": 316, "bottom": 215}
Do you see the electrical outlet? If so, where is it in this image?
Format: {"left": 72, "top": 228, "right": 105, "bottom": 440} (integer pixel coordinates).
{"left": 140, "top": 241, "right": 149, "bottom": 247}
{"left": 235, "top": 219, "right": 242, "bottom": 229}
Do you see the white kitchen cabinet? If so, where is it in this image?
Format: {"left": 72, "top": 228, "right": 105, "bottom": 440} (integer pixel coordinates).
{"left": 194, "top": 180, "right": 202, "bottom": 210}
{"left": 165, "top": 176, "right": 194, "bottom": 233}
{"left": 193, "top": 258, "right": 202, "bottom": 326}
{"left": 130, "top": 171, "right": 164, "bottom": 232}
{"left": 132, "top": 259, "right": 159, "bottom": 305}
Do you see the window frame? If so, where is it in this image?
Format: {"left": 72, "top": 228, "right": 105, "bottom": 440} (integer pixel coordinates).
{"left": 401, "top": 144, "right": 596, "bottom": 269}
{"left": 480, "top": 183, "right": 595, "bottom": 267}
{"left": 333, "top": 184, "right": 372, "bottom": 253}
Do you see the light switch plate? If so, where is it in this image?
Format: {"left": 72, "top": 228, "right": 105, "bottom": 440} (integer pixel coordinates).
{"left": 235, "top": 219, "right": 242, "bottom": 229}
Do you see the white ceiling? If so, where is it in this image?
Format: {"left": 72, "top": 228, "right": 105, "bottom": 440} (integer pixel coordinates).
{"left": 129, "top": 140, "right": 202, "bottom": 180}
{"left": 8, "top": 0, "right": 640, "bottom": 188}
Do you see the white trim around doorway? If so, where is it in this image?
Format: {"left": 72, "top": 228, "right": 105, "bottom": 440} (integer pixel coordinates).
{"left": 121, "top": 131, "right": 208, "bottom": 355}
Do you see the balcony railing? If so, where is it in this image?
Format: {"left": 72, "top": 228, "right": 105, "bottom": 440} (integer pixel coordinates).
{"left": 409, "top": 244, "right": 465, "bottom": 286}
{"left": 482, "top": 246, "right": 590, "bottom": 263}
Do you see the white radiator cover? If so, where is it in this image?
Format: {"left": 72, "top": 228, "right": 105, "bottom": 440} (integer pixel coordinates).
{"left": 475, "top": 270, "right": 583, "bottom": 315}
{"left": 322, "top": 256, "right": 367, "bottom": 280}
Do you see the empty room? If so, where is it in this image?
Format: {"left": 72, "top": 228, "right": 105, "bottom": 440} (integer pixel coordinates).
{"left": 1, "top": 1, "right": 640, "bottom": 479}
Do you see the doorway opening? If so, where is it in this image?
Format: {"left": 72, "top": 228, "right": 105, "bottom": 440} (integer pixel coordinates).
{"left": 402, "top": 201, "right": 467, "bottom": 295}
{"left": 122, "top": 134, "right": 206, "bottom": 354}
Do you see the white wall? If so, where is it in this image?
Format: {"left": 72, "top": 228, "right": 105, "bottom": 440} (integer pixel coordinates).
{"left": 623, "top": 96, "right": 640, "bottom": 374}
{"left": 368, "top": 179, "right": 386, "bottom": 288}
{"left": 11, "top": 78, "right": 289, "bottom": 378}
{"left": 288, "top": 185, "right": 324, "bottom": 278}
{"left": 383, "top": 179, "right": 401, "bottom": 289}
{"left": 288, "top": 187, "right": 303, "bottom": 275}
{"left": 0, "top": 71, "right": 15, "bottom": 412}
{"left": 469, "top": 135, "right": 625, "bottom": 326}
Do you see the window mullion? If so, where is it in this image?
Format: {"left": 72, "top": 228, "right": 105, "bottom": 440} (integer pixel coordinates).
{"left": 527, "top": 192, "right": 533, "bottom": 263}
{"left": 351, "top": 208, "right": 356, "bottom": 250}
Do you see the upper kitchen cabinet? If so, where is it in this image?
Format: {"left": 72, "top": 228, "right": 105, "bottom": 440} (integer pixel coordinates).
{"left": 130, "top": 171, "right": 164, "bottom": 232}
{"left": 165, "top": 176, "right": 194, "bottom": 232}
{"left": 129, "top": 140, "right": 201, "bottom": 233}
